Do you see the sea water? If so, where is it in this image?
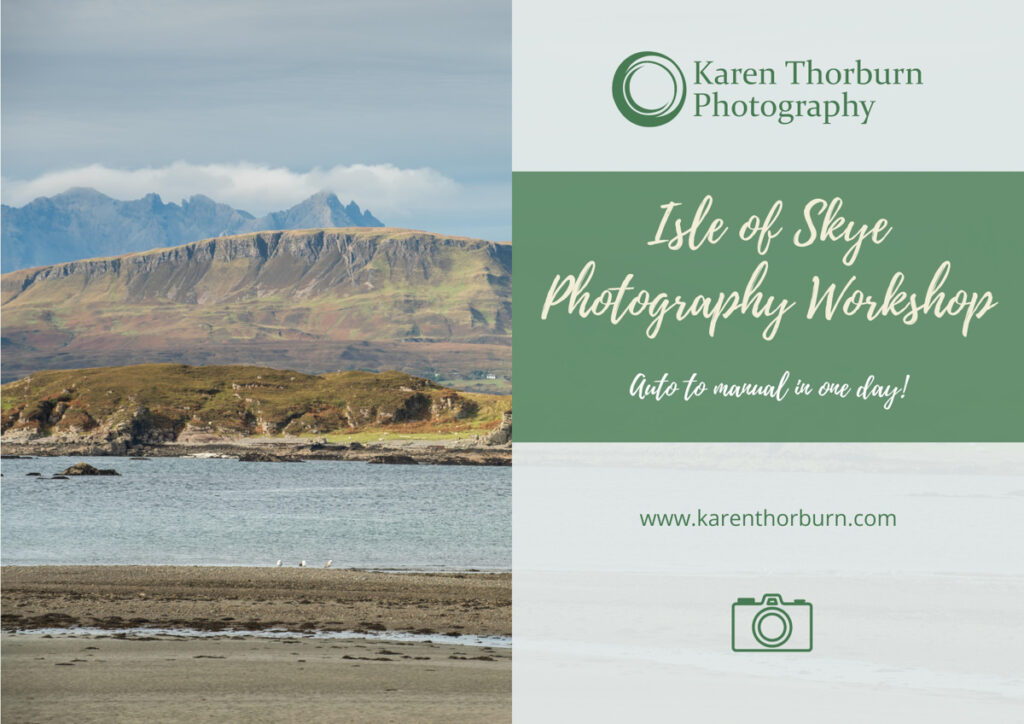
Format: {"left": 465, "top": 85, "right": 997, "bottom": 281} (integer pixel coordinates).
{"left": 1, "top": 456, "right": 510, "bottom": 570}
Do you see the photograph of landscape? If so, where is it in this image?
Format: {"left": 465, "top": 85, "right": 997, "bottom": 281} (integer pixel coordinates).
{"left": 1, "top": 1, "right": 512, "bottom": 721}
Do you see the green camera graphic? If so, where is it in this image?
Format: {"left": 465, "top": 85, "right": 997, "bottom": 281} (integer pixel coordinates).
{"left": 731, "top": 593, "right": 813, "bottom": 652}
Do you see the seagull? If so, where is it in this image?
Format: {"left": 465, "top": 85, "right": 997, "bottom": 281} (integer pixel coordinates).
{"left": 324, "top": 560, "right": 333, "bottom": 569}
{"left": 299, "top": 560, "right": 306, "bottom": 567}
{"left": 275, "top": 560, "right": 282, "bottom": 567}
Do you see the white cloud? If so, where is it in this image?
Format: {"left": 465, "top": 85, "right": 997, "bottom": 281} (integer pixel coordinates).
{"left": 1, "top": 161, "right": 461, "bottom": 218}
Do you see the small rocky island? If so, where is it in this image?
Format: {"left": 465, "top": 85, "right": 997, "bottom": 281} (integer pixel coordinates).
{"left": 1, "top": 365, "right": 511, "bottom": 466}
{"left": 60, "top": 462, "right": 120, "bottom": 476}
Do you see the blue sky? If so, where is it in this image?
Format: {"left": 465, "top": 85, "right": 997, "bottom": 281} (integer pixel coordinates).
{"left": 1, "top": 0, "right": 510, "bottom": 239}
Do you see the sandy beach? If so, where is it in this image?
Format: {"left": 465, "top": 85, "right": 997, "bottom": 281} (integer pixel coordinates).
{"left": 1, "top": 565, "right": 510, "bottom": 636}
{"left": 1, "top": 566, "right": 511, "bottom": 722}
{"left": 3, "top": 634, "right": 510, "bottom": 723}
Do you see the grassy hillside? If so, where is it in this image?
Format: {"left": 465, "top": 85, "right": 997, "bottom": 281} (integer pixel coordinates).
{"left": 1, "top": 364, "right": 510, "bottom": 443}
{"left": 1, "top": 228, "right": 511, "bottom": 390}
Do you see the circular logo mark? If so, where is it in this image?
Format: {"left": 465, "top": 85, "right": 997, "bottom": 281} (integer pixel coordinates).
{"left": 612, "top": 52, "right": 686, "bottom": 127}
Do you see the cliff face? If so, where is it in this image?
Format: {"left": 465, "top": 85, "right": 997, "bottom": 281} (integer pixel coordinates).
{"left": 1, "top": 228, "right": 511, "bottom": 387}
{"left": 3, "top": 228, "right": 510, "bottom": 309}
{"left": 1, "top": 188, "right": 382, "bottom": 272}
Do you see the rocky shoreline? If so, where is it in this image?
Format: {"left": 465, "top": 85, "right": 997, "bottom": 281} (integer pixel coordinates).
{"left": 0, "top": 439, "right": 510, "bottom": 466}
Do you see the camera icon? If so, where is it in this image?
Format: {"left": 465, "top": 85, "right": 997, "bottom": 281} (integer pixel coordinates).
{"left": 731, "top": 593, "right": 813, "bottom": 652}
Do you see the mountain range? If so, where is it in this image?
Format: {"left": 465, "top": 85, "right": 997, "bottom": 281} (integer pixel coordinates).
{"left": 1, "top": 188, "right": 382, "bottom": 272}
{"left": 0, "top": 228, "right": 511, "bottom": 390}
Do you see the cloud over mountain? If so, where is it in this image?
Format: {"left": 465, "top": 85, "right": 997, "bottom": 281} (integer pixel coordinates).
{"left": 2, "top": 161, "right": 459, "bottom": 218}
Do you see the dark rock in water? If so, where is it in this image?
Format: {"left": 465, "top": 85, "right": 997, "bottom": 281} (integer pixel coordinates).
{"left": 51, "top": 475, "right": 70, "bottom": 479}
{"left": 26, "top": 472, "right": 42, "bottom": 476}
{"left": 237, "top": 450, "right": 302, "bottom": 463}
{"left": 60, "top": 462, "right": 120, "bottom": 476}
{"left": 367, "top": 454, "right": 419, "bottom": 465}
{"left": 130, "top": 456, "right": 150, "bottom": 461}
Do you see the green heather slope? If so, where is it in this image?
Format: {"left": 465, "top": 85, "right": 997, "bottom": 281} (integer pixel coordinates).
{"left": 1, "top": 364, "right": 510, "bottom": 444}
{"left": 0, "top": 228, "right": 511, "bottom": 390}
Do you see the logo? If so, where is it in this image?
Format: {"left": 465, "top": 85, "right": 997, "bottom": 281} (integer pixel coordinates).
{"left": 611, "top": 57, "right": 918, "bottom": 126}
{"left": 731, "top": 593, "right": 813, "bottom": 652}
{"left": 612, "top": 52, "right": 686, "bottom": 127}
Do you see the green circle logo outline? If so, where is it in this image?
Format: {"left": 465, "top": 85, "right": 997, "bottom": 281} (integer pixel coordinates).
{"left": 612, "top": 51, "right": 686, "bottom": 127}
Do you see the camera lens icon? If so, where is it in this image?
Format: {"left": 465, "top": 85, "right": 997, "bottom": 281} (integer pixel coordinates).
{"left": 751, "top": 606, "right": 792, "bottom": 648}
{"left": 732, "top": 593, "right": 812, "bottom": 652}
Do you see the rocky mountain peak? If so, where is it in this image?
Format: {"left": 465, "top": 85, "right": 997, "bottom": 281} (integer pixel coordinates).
{"left": 254, "top": 191, "right": 381, "bottom": 231}
{"left": 1, "top": 188, "right": 384, "bottom": 271}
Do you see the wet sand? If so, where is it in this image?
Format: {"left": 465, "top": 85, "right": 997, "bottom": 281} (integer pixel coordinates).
{"left": 2, "top": 565, "right": 511, "bottom": 637}
{"left": 2, "top": 633, "right": 510, "bottom": 723}
{"left": 1, "top": 566, "right": 511, "bottom": 722}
